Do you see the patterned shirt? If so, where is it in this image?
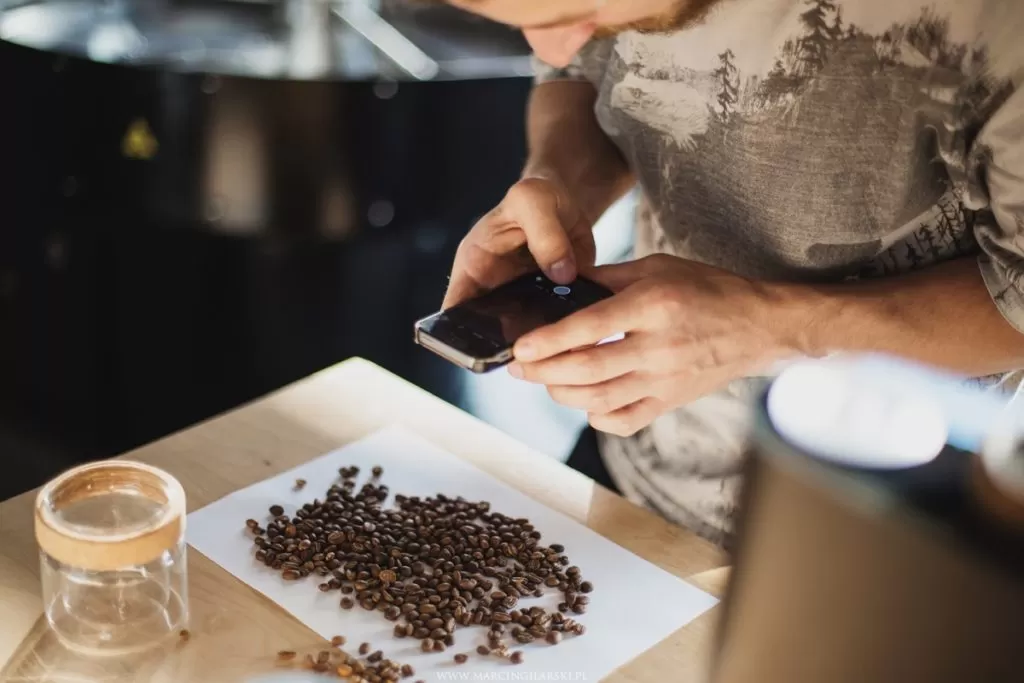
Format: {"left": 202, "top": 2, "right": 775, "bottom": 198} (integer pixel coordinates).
{"left": 534, "top": 0, "right": 1024, "bottom": 547}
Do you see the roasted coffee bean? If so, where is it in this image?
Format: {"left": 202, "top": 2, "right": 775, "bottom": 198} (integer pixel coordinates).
{"left": 453, "top": 654, "right": 468, "bottom": 665}
{"left": 421, "top": 639, "right": 434, "bottom": 653}
{"left": 368, "top": 650, "right": 383, "bottom": 663}
{"left": 510, "top": 651, "right": 524, "bottom": 665}
{"left": 249, "top": 470, "right": 591, "bottom": 654}
{"left": 476, "top": 645, "right": 491, "bottom": 656}
{"left": 372, "top": 466, "right": 383, "bottom": 477}
{"left": 331, "top": 635, "right": 346, "bottom": 647}
{"left": 546, "top": 631, "right": 562, "bottom": 645}
{"left": 246, "top": 519, "right": 259, "bottom": 530}
{"left": 432, "top": 640, "right": 445, "bottom": 653}
{"left": 293, "top": 478, "right": 307, "bottom": 491}
{"left": 514, "top": 632, "right": 534, "bottom": 644}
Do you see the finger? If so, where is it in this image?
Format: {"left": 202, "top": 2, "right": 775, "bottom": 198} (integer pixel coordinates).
{"left": 510, "top": 336, "right": 643, "bottom": 386}
{"left": 514, "top": 292, "right": 643, "bottom": 362}
{"left": 589, "top": 397, "right": 666, "bottom": 438}
{"left": 581, "top": 255, "right": 661, "bottom": 293}
{"left": 503, "top": 180, "right": 577, "bottom": 284}
{"left": 547, "top": 372, "right": 653, "bottom": 415}
{"left": 442, "top": 242, "right": 532, "bottom": 310}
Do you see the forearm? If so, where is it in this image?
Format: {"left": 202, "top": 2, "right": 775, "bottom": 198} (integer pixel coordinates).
{"left": 786, "top": 257, "right": 1024, "bottom": 376}
{"left": 522, "top": 81, "right": 635, "bottom": 226}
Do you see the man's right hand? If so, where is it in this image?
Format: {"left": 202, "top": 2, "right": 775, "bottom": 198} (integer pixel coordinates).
{"left": 442, "top": 174, "right": 596, "bottom": 310}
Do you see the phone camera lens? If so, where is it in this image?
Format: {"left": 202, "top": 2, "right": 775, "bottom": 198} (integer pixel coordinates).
{"left": 553, "top": 285, "right": 571, "bottom": 296}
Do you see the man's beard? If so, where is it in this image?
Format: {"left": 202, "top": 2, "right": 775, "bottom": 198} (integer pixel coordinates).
{"left": 592, "top": 0, "right": 724, "bottom": 37}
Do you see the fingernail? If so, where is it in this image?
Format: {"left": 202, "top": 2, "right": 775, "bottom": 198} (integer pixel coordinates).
{"left": 515, "top": 341, "right": 537, "bottom": 362}
{"left": 507, "top": 363, "right": 524, "bottom": 379}
{"left": 548, "top": 258, "right": 576, "bottom": 284}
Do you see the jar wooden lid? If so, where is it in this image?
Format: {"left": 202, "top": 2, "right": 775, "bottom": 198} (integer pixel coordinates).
{"left": 35, "top": 461, "right": 186, "bottom": 571}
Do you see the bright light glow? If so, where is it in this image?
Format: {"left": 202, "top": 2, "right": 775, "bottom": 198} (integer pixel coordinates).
{"left": 767, "top": 360, "right": 948, "bottom": 469}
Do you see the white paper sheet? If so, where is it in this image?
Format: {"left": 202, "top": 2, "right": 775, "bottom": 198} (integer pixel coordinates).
{"left": 188, "top": 427, "right": 718, "bottom": 682}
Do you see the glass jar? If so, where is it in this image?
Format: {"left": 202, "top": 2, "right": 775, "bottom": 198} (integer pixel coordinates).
{"left": 34, "top": 460, "right": 189, "bottom": 656}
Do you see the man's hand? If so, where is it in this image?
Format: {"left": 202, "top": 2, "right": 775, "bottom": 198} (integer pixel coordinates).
{"left": 442, "top": 176, "right": 596, "bottom": 310}
{"left": 507, "top": 254, "right": 803, "bottom": 437}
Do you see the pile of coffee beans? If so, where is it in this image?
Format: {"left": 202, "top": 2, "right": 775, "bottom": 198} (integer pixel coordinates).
{"left": 247, "top": 465, "right": 591, "bottom": 672}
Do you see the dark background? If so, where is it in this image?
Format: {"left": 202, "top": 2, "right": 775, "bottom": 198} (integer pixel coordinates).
{"left": 0, "top": 20, "right": 535, "bottom": 500}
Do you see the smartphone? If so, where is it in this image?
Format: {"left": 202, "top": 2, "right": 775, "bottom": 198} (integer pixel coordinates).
{"left": 414, "top": 272, "right": 613, "bottom": 373}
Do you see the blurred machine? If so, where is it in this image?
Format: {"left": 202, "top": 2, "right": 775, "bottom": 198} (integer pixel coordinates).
{"left": 714, "top": 357, "right": 1024, "bottom": 683}
{"left": 0, "top": 0, "right": 534, "bottom": 496}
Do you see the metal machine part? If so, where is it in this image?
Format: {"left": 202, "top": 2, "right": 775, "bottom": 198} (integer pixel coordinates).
{"left": 713, "top": 355, "right": 1024, "bottom": 683}
{"left": 0, "top": 0, "right": 532, "bottom": 80}
{"left": 0, "top": 0, "right": 535, "bottom": 494}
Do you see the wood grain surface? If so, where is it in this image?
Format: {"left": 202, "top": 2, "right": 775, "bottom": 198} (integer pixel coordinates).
{"left": 0, "top": 358, "right": 729, "bottom": 683}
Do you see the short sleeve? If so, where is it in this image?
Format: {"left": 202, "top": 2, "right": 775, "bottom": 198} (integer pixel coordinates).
{"left": 531, "top": 54, "right": 588, "bottom": 85}
{"left": 975, "top": 83, "right": 1024, "bottom": 334}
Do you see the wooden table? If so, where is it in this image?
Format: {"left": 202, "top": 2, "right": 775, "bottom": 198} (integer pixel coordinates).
{"left": 0, "top": 358, "right": 730, "bottom": 683}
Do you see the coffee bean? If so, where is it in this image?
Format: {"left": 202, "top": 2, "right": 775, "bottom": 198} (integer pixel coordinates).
{"left": 368, "top": 650, "right": 383, "bottom": 663}
{"left": 432, "top": 640, "right": 445, "bottom": 653}
{"left": 359, "top": 643, "right": 371, "bottom": 656}
{"left": 421, "top": 639, "right": 434, "bottom": 653}
{"left": 331, "top": 635, "right": 346, "bottom": 647}
{"left": 510, "top": 651, "right": 524, "bottom": 665}
{"left": 454, "top": 654, "right": 468, "bottom": 664}
{"left": 248, "top": 469, "right": 591, "bottom": 658}
{"left": 477, "top": 645, "right": 491, "bottom": 655}
{"left": 372, "top": 466, "right": 383, "bottom": 477}
{"left": 294, "top": 479, "right": 306, "bottom": 491}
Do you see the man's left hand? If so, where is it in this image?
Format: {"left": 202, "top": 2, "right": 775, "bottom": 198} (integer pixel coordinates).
{"left": 508, "top": 254, "right": 805, "bottom": 437}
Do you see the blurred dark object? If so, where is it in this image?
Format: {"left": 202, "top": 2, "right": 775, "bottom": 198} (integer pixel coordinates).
{"left": 713, "top": 357, "right": 1024, "bottom": 683}
{"left": 0, "top": 0, "right": 533, "bottom": 499}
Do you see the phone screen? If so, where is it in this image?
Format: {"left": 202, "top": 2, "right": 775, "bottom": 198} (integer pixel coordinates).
{"left": 417, "top": 272, "right": 612, "bottom": 361}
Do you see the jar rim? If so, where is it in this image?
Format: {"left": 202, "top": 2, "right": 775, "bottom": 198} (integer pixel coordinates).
{"left": 36, "top": 460, "right": 186, "bottom": 546}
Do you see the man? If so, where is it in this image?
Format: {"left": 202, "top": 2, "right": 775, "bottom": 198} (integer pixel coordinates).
{"left": 438, "top": 0, "right": 1024, "bottom": 547}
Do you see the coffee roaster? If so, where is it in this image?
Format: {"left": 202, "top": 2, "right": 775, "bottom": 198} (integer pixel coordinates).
{"left": 0, "top": 0, "right": 534, "bottom": 495}
{"left": 715, "top": 356, "right": 1024, "bottom": 682}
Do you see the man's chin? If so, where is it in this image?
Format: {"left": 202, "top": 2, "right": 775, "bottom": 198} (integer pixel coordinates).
{"left": 592, "top": 0, "right": 722, "bottom": 38}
